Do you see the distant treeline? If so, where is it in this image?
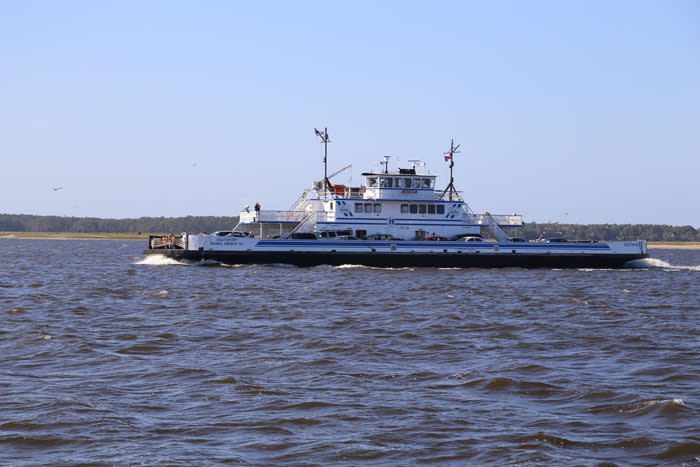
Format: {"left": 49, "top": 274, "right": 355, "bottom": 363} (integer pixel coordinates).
{"left": 1, "top": 214, "right": 699, "bottom": 241}
{"left": 0, "top": 214, "right": 239, "bottom": 235}
{"left": 521, "top": 223, "right": 700, "bottom": 242}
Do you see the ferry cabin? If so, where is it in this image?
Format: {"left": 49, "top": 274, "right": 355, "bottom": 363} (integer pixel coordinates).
{"left": 324, "top": 169, "right": 479, "bottom": 240}
{"left": 237, "top": 166, "right": 522, "bottom": 240}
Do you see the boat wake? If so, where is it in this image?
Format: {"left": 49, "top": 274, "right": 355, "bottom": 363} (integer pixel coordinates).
{"left": 334, "top": 264, "right": 416, "bottom": 271}
{"left": 134, "top": 255, "right": 184, "bottom": 266}
{"left": 134, "top": 256, "right": 232, "bottom": 267}
{"left": 627, "top": 258, "right": 700, "bottom": 271}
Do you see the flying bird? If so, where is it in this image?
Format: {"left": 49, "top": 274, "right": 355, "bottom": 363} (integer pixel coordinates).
{"left": 51, "top": 186, "right": 64, "bottom": 191}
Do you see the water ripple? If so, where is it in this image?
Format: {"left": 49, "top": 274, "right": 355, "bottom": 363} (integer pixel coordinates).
{"left": 0, "top": 239, "right": 698, "bottom": 464}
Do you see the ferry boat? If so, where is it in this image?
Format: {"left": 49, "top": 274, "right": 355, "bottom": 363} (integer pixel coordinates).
{"left": 145, "top": 130, "right": 647, "bottom": 268}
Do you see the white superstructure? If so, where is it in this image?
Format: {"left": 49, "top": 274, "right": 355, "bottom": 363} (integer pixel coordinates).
{"left": 235, "top": 159, "right": 522, "bottom": 241}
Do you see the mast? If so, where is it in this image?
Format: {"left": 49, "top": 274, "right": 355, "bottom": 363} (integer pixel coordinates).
{"left": 441, "top": 139, "right": 461, "bottom": 201}
{"left": 383, "top": 155, "right": 390, "bottom": 174}
{"left": 315, "top": 127, "right": 331, "bottom": 195}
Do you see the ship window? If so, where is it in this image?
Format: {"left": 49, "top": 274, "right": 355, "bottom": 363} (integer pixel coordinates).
{"left": 437, "top": 205, "right": 445, "bottom": 214}
{"left": 355, "top": 203, "right": 363, "bottom": 213}
{"left": 385, "top": 177, "right": 393, "bottom": 187}
{"left": 418, "top": 204, "right": 427, "bottom": 214}
{"left": 428, "top": 204, "right": 436, "bottom": 214}
{"left": 410, "top": 204, "right": 418, "bottom": 214}
{"left": 374, "top": 203, "right": 381, "bottom": 213}
{"left": 330, "top": 202, "right": 334, "bottom": 210}
{"left": 401, "top": 204, "right": 409, "bottom": 214}
{"left": 422, "top": 178, "right": 431, "bottom": 188}
{"left": 364, "top": 203, "right": 373, "bottom": 213}
{"left": 367, "top": 177, "right": 378, "bottom": 187}
{"left": 404, "top": 178, "right": 412, "bottom": 188}
{"left": 413, "top": 178, "right": 422, "bottom": 188}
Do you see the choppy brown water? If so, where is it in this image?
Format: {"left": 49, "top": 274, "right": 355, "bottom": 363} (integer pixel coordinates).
{"left": 1, "top": 239, "right": 699, "bottom": 465}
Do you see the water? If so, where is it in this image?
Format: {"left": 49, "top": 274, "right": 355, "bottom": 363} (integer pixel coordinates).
{"left": 1, "top": 239, "right": 699, "bottom": 465}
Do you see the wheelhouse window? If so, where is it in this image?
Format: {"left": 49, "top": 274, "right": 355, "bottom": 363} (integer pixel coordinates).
{"left": 404, "top": 178, "right": 412, "bottom": 188}
{"left": 373, "top": 203, "right": 382, "bottom": 213}
{"left": 428, "top": 204, "right": 436, "bottom": 214}
{"left": 418, "top": 204, "right": 427, "bottom": 214}
{"left": 367, "top": 177, "right": 378, "bottom": 187}
{"left": 355, "top": 203, "right": 363, "bottom": 213}
{"left": 401, "top": 204, "right": 409, "bottom": 214}
{"left": 380, "top": 177, "right": 393, "bottom": 187}
{"left": 437, "top": 205, "right": 445, "bottom": 214}
{"left": 364, "top": 203, "right": 373, "bottom": 213}
{"left": 422, "top": 178, "right": 431, "bottom": 188}
{"left": 410, "top": 204, "right": 418, "bottom": 214}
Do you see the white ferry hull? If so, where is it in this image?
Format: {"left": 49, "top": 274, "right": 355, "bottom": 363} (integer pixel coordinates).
{"left": 145, "top": 238, "right": 647, "bottom": 268}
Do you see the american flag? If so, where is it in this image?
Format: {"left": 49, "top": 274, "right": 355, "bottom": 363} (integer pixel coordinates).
{"left": 314, "top": 128, "right": 324, "bottom": 137}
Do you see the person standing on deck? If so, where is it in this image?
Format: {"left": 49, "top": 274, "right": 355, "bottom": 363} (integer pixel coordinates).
{"left": 254, "top": 202, "right": 260, "bottom": 221}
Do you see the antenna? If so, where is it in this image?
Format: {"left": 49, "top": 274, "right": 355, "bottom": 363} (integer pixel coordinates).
{"left": 382, "top": 155, "right": 391, "bottom": 174}
{"left": 315, "top": 127, "right": 331, "bottom": 195}
{"left": 408, "top": 159, "right": 422, "bottom": 171}
{"left": 441, "top": 139, "right": 461, "bottom": 201}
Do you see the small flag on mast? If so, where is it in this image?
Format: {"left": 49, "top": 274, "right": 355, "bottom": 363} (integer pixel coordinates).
{"left": 314, "top": 128, "right": 324, "bottom": 137}
{"left": 444, "top": 155, "right": 452, "bottom": 161}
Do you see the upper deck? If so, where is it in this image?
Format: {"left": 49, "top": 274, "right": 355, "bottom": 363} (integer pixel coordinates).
{"left": 361, "top": 168, "right": 438, "bottom": 201}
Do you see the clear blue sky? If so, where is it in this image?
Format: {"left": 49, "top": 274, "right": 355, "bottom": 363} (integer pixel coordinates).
{"left": 1, "top": 1, "right": 698, "bottom": 226}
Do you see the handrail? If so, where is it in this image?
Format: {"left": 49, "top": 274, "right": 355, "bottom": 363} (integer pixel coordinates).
{"left": 239, "top": 210, "right": 307, "bottom": 224}
{"left": 475, "top": 213, "right": 511, "bottom": 241}
{"left": 289, "top": 189, "right": 313, "bottom": 211}
{"left": 289, "top": 211, "right": 329, "bottom": 234}
{"left": 434, "top": 190, "right": 464, "bottom": 201}
{"left": 289, "top": 211, "right": 315, "bottom": 234}
{"left": 149, "top": 234, "right": 186, "bottom": 249}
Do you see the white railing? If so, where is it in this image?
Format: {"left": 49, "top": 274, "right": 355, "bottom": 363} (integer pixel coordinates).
{"left": 290, "top": 211, "right": 330, "bottom": 233}
{"left": 289, "top": 189, "right": 313, "bottom": 211}
{"left": 473, "top": 214, "right": 522, "bottom": 226}
{"left": 239, "top": 210, "right": 307, "bottom": 224}
{"left": 435, "top": 190, "right": 464, "bottom": 201}
{"left": 475, "top": 213, "right": 511, "bottom": 241}
{"left": 319, "top": 187, "right": 364, "bottom": 199}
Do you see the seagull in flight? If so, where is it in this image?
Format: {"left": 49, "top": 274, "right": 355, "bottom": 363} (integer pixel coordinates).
{"left": 51, "top": 186, "right": 64, "bottom": 191}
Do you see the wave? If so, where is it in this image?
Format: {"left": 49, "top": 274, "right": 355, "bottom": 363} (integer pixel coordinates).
{"left": 133, "top": 256, "right": 232, "bottom": 267}
{"left": 334, "top": 264, "right": 415, "bottom": 270}
{"left": 628, "top": 258, "right": 700, "bottom": 271}
{"left": 133, "top": 255, "right": 184, "bottom": 266}
{"left": 591, "top": 398, "right": 688, "bottom": 416}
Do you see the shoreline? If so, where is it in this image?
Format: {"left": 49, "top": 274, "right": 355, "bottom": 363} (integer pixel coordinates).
{"left": 0, "top": 232, "right": 147, "bottom": 241}
{"left": 2, "top": 232, "right": 700, "bottom": 249}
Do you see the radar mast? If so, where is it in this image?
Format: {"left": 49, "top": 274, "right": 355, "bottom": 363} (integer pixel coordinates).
{"left": 441, "top": 139, "right": 461, "bottom": 201}
{"left": 315, "top": 127, "right": 331, "bottom": 194}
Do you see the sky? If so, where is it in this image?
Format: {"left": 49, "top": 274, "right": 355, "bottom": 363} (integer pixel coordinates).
{"left": 1, "top": 0, "right": 699, "bottom": 226}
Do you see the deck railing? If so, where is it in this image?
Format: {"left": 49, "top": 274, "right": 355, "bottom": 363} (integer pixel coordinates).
{"left": 472, "top": 214, "right": 523, "bottom": 226}
{"left": 149, "top": 234, "right": 186, "bottom": 249}
{"left": 239, "top": 210, "right": 307, "bottom": 224}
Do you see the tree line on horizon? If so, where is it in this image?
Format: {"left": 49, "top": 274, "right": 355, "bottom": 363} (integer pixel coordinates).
{"left": 1, "top": 213, "right": 699, "bottom": 241}
{"left": 0, "top": 214, "right": 239, "bottom": 235}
